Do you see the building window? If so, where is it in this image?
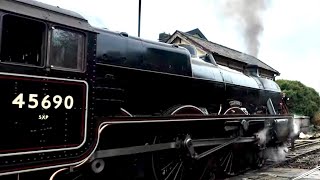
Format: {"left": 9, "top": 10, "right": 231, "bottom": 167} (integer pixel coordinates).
{"left": 0, "top": 14, "right": 45, "bottom": 66}
{"left": 50, "top": 27, "right": 84, "bottom": 71}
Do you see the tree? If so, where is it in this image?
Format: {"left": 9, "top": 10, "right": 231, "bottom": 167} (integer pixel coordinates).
{"left": 276, "top": 79, "right": 320, "bottom": 118}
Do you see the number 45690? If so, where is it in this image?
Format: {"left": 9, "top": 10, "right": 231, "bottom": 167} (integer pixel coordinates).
{"left": 12, "top": 93, "right": 74, "bottom": 109}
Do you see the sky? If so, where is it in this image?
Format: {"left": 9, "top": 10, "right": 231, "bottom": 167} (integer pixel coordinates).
{"left": 36, "top": 0, "right": 320, "bottom": 94}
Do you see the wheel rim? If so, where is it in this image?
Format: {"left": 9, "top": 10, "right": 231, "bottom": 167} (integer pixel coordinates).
{"left": 151, "top": 136, "right": 187, "bottom": 180}
{"left": 120, "top": 108, "right": 133, "bottom": 117}
{"left": 164, "top": 105, "right": 207, "bottom": 116}
{"left": 151, "top": 136, "right": 217, "bottom": 180}
{"left": 219, "top": 106, "right": 264, "bottom": 175}
{"left": 152, "top": 105, "right": 212, "bottom": 180}
{"left": 223, "top": 107, "right": 249, "bottom": 115}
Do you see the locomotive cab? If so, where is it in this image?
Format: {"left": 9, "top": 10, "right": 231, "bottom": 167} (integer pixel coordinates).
{"left": 0, "top": 10, "right": 88, "bottom": 73}
{"left": 0, "top": 0, "right": 98, "bottom": 175}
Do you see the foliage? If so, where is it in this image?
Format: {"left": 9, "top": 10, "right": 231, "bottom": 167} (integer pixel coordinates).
{"left": 276, "top": 79, "right": 320, "bottom": 118}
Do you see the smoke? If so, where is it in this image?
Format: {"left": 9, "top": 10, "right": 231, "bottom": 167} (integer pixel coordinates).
{"left": 218, "top": 0, "right": 270, "bottom": 57}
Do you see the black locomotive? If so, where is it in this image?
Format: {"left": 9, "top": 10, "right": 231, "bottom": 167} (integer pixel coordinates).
{"left": 0, "top": 0, "right": 293, "bottom": 179}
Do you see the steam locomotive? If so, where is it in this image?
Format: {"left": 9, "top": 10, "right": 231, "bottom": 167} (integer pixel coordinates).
{"left": 0, "top": 0, "right": 293, "bottom": 179}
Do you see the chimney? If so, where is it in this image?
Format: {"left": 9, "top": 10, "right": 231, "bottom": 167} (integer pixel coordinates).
{"left": 158, "top": 32, "right": 171, "bottom": 42}
{"left": 246, "top": 64, "right": 260, "bottom": 77}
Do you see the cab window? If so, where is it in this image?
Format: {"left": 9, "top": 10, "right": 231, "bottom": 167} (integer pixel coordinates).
{"left": 0, "top": 14, "right": 45, "bottom": 66}
{"left": 50, "top": 27, "right": 85, "bottom": 71}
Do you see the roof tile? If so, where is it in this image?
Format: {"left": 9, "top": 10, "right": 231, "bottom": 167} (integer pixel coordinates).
{"left": 177, "top": 31, "right": 279, "bottom": 74}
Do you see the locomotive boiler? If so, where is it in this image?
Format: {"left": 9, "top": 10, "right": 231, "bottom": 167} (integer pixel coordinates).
{"left": 0, "top": 0, "right": 293, "bottom": 179}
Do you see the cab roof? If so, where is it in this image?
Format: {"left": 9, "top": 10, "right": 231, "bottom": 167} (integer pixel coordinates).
{"left": 0, "top": 0, "right": 95, "bottom": 32}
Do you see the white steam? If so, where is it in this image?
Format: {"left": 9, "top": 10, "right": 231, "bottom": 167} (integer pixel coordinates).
{"left": 255, "top": 128, "right": 269, "bottom": 145}
{"left": 290, "top": 115, "right": 301, "bottom": 138}
{"left": 264, "top": 146, "right": 289, "bottom": 162}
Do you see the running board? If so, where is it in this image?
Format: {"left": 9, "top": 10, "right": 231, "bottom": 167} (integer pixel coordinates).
{"left": 97, "top": 114, "right": 293, "bottom": 124}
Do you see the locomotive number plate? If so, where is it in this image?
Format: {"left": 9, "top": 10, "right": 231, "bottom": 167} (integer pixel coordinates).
{"left": 0, "top": 73, "right": 87, "bottom": 156}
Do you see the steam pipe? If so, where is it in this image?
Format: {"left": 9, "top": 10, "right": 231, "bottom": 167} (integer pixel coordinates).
{"left": 267, "top": 98, "right": 276, "bottom": 115}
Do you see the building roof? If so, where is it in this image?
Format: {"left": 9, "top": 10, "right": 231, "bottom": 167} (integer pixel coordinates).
{"left": 166, "top": 30, "right": 279, "bottom": 75}
{"left": 185, "top": 28, "right": 208, "bottom": 40}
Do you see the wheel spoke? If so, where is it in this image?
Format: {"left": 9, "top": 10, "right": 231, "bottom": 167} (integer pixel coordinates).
{"left": 226, "top": 152, "right": 234, "bottom": 175}
{"left": 72, "top": 174, "right": 83, "bottom": 180}
{"left": 199, "top": 163, "right": 209, "bottom": 179}
{"left": 164, "top": 161, "right": 180, "bottom": 180}
{"left": 173, "top": 162, "right": 183, "bottom": 180}
{"left": 161, "top": 160, "right": 175, "bottom": 172}
{"left": 221, "top": 151, "right": 231, "bottom": 167}
{"left": 152, "top": 135, "right": 188, "bottom": 180}
{"left": 224, "top": 152, "right": 232, "bottom": 172}
{"left": 179, "top": 166, "right": 184, "bottom": 180}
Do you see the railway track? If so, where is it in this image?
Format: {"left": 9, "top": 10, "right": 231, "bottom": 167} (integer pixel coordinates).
{"left": 293, "top": 139, "right": 320, "bottom": 149}
{"left": 292, "top": 165, "right": 320, "bottom": 180}
{"left": 263, "top": 139, "right": 320, "bottom": 168}
{"left": 228, "top": 138, "right": 320, "bottom": 180}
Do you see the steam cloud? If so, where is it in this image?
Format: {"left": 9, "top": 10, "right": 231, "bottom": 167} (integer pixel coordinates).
{"left": 255, "top": 127, "right": 289, "bottom": 162}
{"left": 264, "top": 146, "right": 289, "bottom": 162}
{"left": 255, "top": 128, "right": 269, "bottom": 144}
{"left": 219, "top": 0, "right": 269, "bottom": 57}
{"left": 291, "top": 117, "right": 301, "bottom": 138}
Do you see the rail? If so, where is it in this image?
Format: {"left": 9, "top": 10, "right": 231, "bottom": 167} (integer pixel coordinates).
{"left": 292, "top": 166, "right": 320, "bottom": 180}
